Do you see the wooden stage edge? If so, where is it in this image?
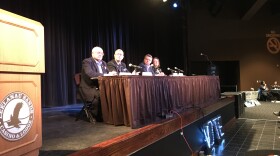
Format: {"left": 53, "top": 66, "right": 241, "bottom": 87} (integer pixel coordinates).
{"left": 69, "top": 97, "right": 235, "bottom": 156}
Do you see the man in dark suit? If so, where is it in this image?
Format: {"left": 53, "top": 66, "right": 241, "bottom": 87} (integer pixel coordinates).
{"left": 80, "top": 46, "right": 109, "bottom": 121}
{"left": 107, "top": 49, "right": 129, "bottom": 73}
{"left": 138, "top": 54, "right": 155, "bottom": 75}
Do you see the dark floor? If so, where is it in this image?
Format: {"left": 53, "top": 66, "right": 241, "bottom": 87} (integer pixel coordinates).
{"left": 210, "top": 119, "right": 280, "bottom": 156}
{"left": 39, "top": 101, "right": 280, "bottom": 156}
{"left": 208, "top": 101, "right": 280, "bottom": 156}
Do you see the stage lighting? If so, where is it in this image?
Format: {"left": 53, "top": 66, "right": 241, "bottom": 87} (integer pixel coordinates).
{"left": 173, "top": 2, "right": 178, "bottom": 8}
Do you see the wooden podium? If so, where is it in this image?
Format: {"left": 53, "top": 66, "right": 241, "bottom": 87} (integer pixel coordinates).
{"left": 0, "top": 9, "right": 44, "bottom": 156}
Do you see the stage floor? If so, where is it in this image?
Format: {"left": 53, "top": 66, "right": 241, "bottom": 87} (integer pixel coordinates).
{"left": 39, "top": 104, "right": 134, "bottom": 156}
{"left": 39, "top": 101, "right": 280, "bottom": 156}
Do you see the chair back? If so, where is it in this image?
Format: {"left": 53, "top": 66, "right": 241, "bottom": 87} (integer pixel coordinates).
{"left": 74, "top": 73, "right": 81, "bottom": 86}
{"left": 74, "top": 73, "right": 83, "bottom": 101}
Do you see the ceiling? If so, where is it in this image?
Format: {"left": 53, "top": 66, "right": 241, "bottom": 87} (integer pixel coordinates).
{"left": 197, "top": 0, "right": 280, "bottom": 20}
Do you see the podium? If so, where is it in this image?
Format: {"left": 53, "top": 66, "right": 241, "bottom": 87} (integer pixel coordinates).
{"left": 0, "top": 9, "right": 44, "bottom": 156}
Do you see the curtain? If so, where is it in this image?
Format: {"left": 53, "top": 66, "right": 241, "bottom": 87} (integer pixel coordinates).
{"left": 0, "top": 0, "right": 187, "bottom": 107}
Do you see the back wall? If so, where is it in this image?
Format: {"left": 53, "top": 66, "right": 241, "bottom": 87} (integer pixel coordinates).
{"left": 188, "top": 0, "right": 280, "bottom": 91}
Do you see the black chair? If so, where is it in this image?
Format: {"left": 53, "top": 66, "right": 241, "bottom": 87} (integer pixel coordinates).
{"left": 74, "top": 73, "right": 96, "bottom": 123}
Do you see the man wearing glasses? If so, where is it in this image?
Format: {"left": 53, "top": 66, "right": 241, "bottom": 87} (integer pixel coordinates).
{"left": 107, "top": 49, "right": 129, "bottom": 73}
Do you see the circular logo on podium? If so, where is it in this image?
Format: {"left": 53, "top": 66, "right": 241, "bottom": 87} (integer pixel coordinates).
{"left": 0, "top": 92, "right": 34, "bottom": 141}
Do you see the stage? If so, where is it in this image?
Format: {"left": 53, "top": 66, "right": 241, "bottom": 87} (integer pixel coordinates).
{"left": 40, "top": 97, "right": 238, "bottom": 156}
{"left": 40, "top": 74, "right": 247, "bottom": 156}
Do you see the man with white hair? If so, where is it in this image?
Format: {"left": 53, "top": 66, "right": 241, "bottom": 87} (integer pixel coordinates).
{"left": 107, "top": 49, "right": 129, "bottom": 73}
{"left": 80, "top": 46, "right": 109, "bottom": 122}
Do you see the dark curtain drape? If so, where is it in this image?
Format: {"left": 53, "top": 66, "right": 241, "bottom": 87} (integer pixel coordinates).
{"left": 0, "top": 0, "right": 187, "bottom": 107}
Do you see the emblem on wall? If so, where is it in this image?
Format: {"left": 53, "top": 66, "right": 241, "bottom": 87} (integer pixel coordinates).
{"left": 0, "top": 92, "right": 34, "bottom": 141}
{"left": 266, "top": 31, "right": 280, "bottom": 54}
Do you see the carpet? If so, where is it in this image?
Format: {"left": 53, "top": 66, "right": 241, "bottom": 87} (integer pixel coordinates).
{"left": 240, "top": 101, "right": 280, "bottom": 120}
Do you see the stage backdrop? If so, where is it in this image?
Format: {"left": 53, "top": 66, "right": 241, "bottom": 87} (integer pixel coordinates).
{"left": 0, "top": 0, "right": 187, "bottom": 107}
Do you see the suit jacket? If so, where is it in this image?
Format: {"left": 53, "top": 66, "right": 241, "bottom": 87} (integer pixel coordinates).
{"left": 107, "top": 60, "right": 129, "bottom": 73}
{"left": 138, "top": 62, "right": 155, "bottom": 75}
{"left": 80, "top": 57, "right": 109, "bottom": 101}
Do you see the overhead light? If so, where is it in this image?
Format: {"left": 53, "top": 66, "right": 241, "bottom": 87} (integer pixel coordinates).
{"left": 163, "top": 0, "right": 167, "bottom": 2}
{"left": 173, "top": 2, "right": 178, "bottom": 8}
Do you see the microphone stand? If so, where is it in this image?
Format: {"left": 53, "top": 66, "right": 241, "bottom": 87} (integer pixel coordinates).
{"left": 201, "top": 53, "right": 213, "bottom": 66}
{"left": 201, "top": 53, "right": 216, "bottom": 76}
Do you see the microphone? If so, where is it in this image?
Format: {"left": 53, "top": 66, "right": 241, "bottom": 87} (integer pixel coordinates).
{"left": 129, "top": 63, "right": 142, "bottom": 69}
{"left": 174, "top": 67, "right": 184, "bottom": 73}
{"left": 167, "top": 67, "right": 177, "bottom": 73}
{"left": 200, "top": 52, "right": 213, "bottom": 65}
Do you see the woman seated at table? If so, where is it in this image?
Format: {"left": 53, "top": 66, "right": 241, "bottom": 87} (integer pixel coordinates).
{"left": 152, "top": 57, "right": 165, "bottom": 76}
{"left": 258, "top": 81, "right": 270, "bottom": 101}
